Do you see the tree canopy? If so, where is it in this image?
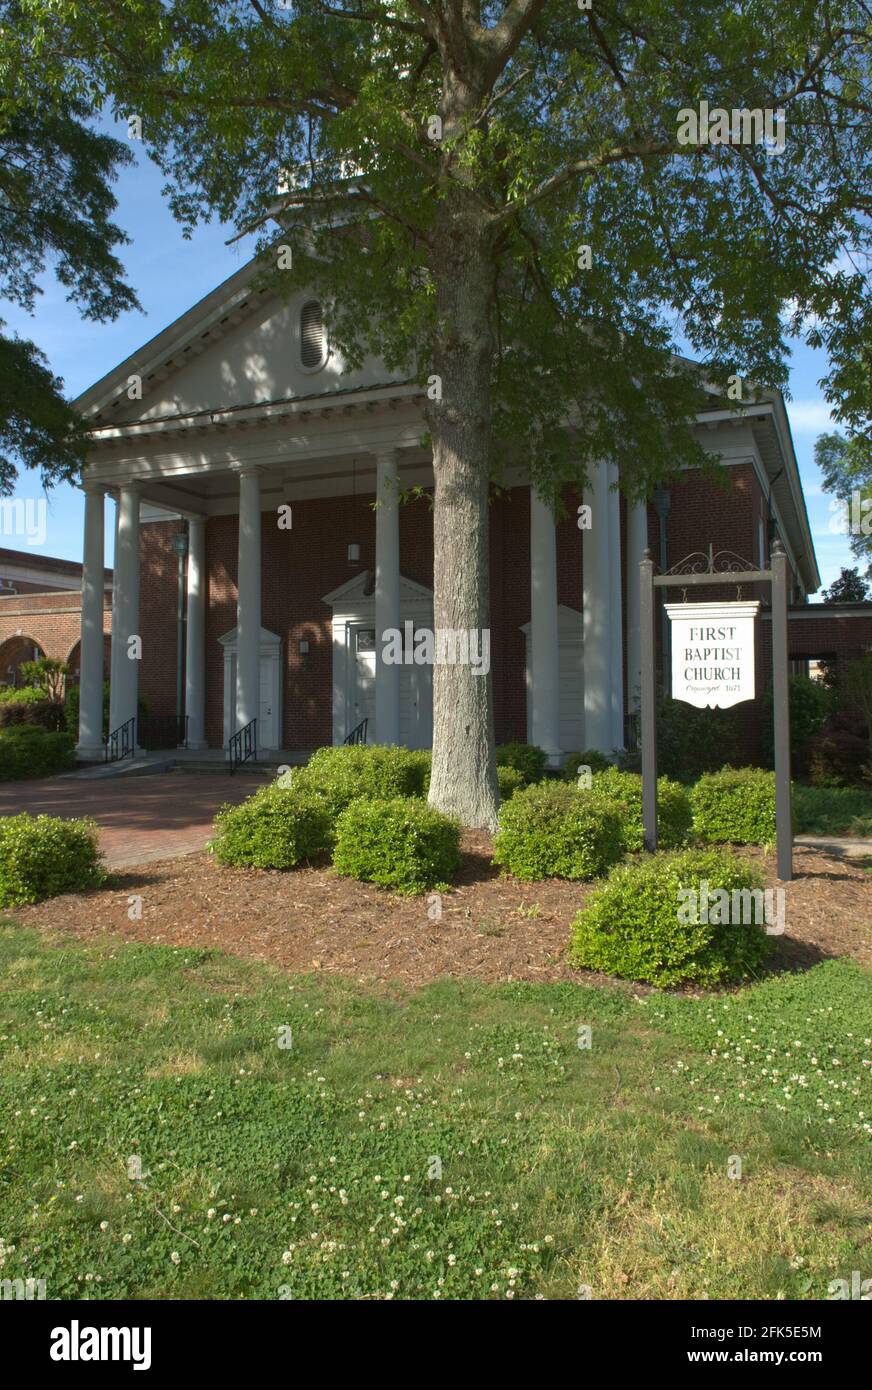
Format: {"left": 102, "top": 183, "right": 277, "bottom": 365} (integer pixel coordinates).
{"left": 13, "top": 0, "right": 872, "bottom": 822}
{"left": 0, "top": 4, "right": 139, "bottom": 492}
{"left": 816, "top": 431, "right": 872, "bottom": 575}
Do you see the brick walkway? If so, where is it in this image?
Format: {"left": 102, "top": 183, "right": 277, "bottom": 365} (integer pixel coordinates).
{"left": 0, "top": 770, "right": 262, "bottom": 868}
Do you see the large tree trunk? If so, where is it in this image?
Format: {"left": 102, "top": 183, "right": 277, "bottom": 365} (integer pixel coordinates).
{"left": 426, "top": 194, "right": 500, "bottom": 830}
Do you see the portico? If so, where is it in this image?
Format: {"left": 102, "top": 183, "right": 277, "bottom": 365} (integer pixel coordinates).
{"left": 75, "top": 417, "right": 631, "bottom": 763}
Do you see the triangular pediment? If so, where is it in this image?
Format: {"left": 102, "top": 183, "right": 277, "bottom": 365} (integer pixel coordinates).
{"left": 322, "top": 570, "right": 433, "bottom": 609}
{"left": 520, "top": 604, "right": 584, "bottom": 638}
{"left": 76, "top": 254, "right": 407, "bottom": 429}
{"left": 218, "top": 625, "right": 281, "bottom": 649}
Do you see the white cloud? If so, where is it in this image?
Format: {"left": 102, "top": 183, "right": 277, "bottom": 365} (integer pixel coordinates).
{"left": 786, "top": 399, "right": 837, "bottom": 435}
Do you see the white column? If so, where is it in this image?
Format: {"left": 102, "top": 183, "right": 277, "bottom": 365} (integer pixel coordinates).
{"left": 530, "top": 488, "right": 562, "bottom": 764}
{"left": 608, "top": 463, "right": 625, "bottom": 751}
{"left": 185, "top": 516, "right": 208, "bottom": 749}
{"left": 374, "top": 448, "right": 401, "bottom": 745}
{"left": 583, "top": 460, "right": 612, "bottom": 754}
{"left": 76, "top": 485, "right": 106, "bottom": 758}
{"left": 108, "top": 495, "right": 121, "bottom": 733}
{"left": 235, "top": 467, "right": 262, "bottom": 731}
{"left": 112, "top": 481, "right": 141, "bottom": 737}
{"left": 625, "top": 500, "right": 648, "bottom": 713}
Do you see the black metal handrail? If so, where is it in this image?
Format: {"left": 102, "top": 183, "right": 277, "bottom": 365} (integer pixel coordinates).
{"left": 343, "top": 717, "right": 368, "bottom": 746}
{"left": 227, "top": 717, "right": 257, "bottom": 773}
{"left": 138, "top": 713, "right": 189, "bottom": 751}
{"left": 104, "top": 717, "right": 136, "bottom": 763}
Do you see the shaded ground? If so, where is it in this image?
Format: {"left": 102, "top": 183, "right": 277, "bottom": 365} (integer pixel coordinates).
{"left": 0, "top": 769, "right": 261, "bottom": 867}
{"left": 9, "top": 836, "right": 871, "bottom": 988}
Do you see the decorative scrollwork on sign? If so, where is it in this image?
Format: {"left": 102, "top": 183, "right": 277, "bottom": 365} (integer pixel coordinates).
{"left": 663, "top": 542, "right": 757, "bottom": 577}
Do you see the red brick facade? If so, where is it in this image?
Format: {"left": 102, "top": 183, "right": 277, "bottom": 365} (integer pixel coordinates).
{"left": 0, "top": 591, "right": 111, "bottom": 684}
{"left": 7, "top": 465, "right": 868, "bottom": 755}
{"left": 134, "top": 466, "right": 797, "bottom": 753}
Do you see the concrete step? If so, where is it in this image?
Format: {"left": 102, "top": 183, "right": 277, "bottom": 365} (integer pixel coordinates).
{"left": 64, "top": 758, "right": 170, "bottom": 780}
{"left": 166, "top": 760, "right": 273, "bottom": 777}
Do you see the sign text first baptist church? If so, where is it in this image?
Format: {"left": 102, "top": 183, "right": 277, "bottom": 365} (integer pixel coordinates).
{"left": 665, "top": 602, "right": 760, "bottom": 709}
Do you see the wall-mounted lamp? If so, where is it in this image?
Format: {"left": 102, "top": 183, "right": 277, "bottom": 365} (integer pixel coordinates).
{"left": 299, "top": 639, "right": 310, "bottom": 655}
{"left": 347, "top": 543, "right": 361, "bottom": 564}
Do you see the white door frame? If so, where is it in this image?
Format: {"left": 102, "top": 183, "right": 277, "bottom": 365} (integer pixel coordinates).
{"left": 218, "top": 625, "right": 282, "bottom": 748}
{"left": 322, "top": 571, "right": 434, "bottom": 745}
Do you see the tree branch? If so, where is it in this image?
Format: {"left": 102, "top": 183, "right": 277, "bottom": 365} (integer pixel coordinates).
{"left": 476, "top": 0, "right": 549, "bottom": 85}
{"left": 311, "top": 1, "right": 430, "bottom": 39}
{"left": 489, "top": 137, "right": 681, "bottom": 227}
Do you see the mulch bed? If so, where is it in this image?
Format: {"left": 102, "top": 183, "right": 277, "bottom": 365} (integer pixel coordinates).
{"left": 7, "top": 836, "right": 870, "bottom": 990}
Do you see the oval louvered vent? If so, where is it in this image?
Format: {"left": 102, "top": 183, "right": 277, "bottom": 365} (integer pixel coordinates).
{"left": 300, "top": 300, "right": 325, "bottom": 368}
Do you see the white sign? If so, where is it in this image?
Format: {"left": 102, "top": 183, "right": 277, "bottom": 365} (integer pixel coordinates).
{"left": 665, "top": 601, "right": 759, "bottom": 708}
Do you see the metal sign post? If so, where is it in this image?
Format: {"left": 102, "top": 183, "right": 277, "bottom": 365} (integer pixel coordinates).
{"left": 640, "top": 539, "right": 793, "bottom": 880}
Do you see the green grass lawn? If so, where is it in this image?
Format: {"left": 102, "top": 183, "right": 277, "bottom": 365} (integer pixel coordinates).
{"left": 0, "top": 925, "right": 869, "bottom": 1301}
{"left": 792, "top": 784, "right": 872, "bottom": 837}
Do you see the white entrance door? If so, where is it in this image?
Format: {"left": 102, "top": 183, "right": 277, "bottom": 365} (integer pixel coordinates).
{"left": 220, "top": 626, "right": 282, "bottom": 749}
{"left": 259, "top": 655, "right": 277, "bottom": 748}
{"left": 400, "top": 643, "right": 433, "bottom": 749}
{"left": 351, "top": 625, "right": 376, "bottom": 735}
{"left": 324, "top": 572, "right": 436, "bottom": 747}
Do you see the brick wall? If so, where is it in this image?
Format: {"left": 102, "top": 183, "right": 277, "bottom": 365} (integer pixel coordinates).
{"left": 0, "top": 590, "right": 111, "bottom": 680}
{"left": 139, "top": 522, "right": 186, "bottom": 718}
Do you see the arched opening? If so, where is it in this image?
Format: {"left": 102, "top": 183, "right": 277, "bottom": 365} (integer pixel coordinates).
{"left": 65, "top": 635, "right": 111, "bottom": 686}
{"left": 0, "top": 635, "right": 46, "bottom": 688}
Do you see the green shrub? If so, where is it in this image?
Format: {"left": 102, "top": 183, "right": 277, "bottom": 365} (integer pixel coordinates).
{"left": 760, "top": 674, "right": 831, "bottom": 776}
{"left": 0, "top": 697, "right": 63, "bottom": 730}
{"left": 0, "top": 727, "right": 75, "bottom": 780}
{"left": 691, "top": 767, "right": 776, "bottom": 845}
{"left": 497, "top": 764, "right": 525, "bottom": 801}
{"left": 332, "top": 796, "right": 461, "bottom": 894}
{"left": 292, "top": 744, "right": 425, "bottom": 818}
{"left": 209, "top": 785, "right": 332, "bottom": 869}
{"left": 563, "top": 748, "right": 614, "bottom": 780}
{"left": 495, "top": 742, "right": 547, "bottom": 784}
{"left": 655, "top": 698, "right": 741, "bottom": 779}
{"left": 492, "top": 781, "right": 624, "bottom": 881}
{"left": 570, "top": 848, "right": 773, "bottom": 986}
{"left": 0, "top": 813, "right": 105, "bottom": 907}
{"left": 403, "top": 749, "right": 433, "bottom": 797}
{"left": 587, "top": 767, "right": 692, "bottom": 851}
{"left": 64, "top": 680, "right": 111, "bottom": 740}
{"left": 808, "top": 727, "right": 872, "bottom": 788}
{"left": 0, "top": 683, "right": 51, "bottom": 706}
{"left": 792, "top": 784, "right": 872, "bottom": 837}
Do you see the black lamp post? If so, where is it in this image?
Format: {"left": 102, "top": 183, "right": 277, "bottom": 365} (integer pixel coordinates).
{"left": 651, "top": 486, "right": 672, "bottom": 697}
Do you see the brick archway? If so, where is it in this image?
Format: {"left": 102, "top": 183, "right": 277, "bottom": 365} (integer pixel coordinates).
{"left": 66, "top": 635, "right": 112, "bottom": 684}
{"left": 0, "top": 634, "right": 46, "bottom": 687}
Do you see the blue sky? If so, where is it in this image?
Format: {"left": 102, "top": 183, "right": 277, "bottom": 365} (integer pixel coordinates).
{"left": 0, "top": 125, "right": 856, "bottom": 595}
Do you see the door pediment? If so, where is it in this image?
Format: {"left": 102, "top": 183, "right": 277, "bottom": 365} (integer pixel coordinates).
{"left": 322, "top": 571, "right": 433, "bottom": 616}
{"left": 218, "top": 625, "right": 281, "bottom": 651}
